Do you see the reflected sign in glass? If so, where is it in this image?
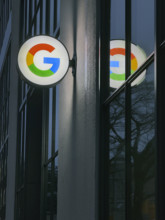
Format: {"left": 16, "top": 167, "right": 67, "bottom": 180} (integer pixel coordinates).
{"left": 110, "top": 40, "right": 147, "bottom": 88}
{"left": 18, "top": 36, "right": 70, "bottom": 86}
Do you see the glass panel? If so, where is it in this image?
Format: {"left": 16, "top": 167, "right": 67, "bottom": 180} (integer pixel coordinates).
{"left": 110, "top": 0, "right": 125, "bottom": 39}
{"left": 52, "top": 158, "right": 58, "bottom": 219}
{"left": 50, "top": 0, "right": 54, "bottom": 34}
{"left": 0, "top": 188, "right": 2, "bottom": 209}
{"left": 16, "top": 190, "right": 25, "bottom": 220}
{"left": 36, "top": 8, "right": 40, "bottom": 35}
{"left": 131, "top": 0, "right": 154, "bottom": 56}
{"left": 32, "top": 0, "right": 35, "bottom": 19}
{"left": 109, "top": 91, "right": 125, "bottom": 220}
{"left": 109, "top": 0, "right": 125, "bottom": 90}
{"left": 45, "top": 158, "right": 58, "bottom": 220}
{"left": 42, "top": 0, "right": 46, "bottom": 34}
{"left": 131, "top": 64, "right": 155, "bottom": 220}
{"left": 45, "top": 163, "right": 52, "bottom": 218}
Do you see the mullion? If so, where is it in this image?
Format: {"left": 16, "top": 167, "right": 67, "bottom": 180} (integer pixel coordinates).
{"left": 99, "top": 0, "right": 110, "bottom": 218}
{"left": 40, "top": 88, "right": 49, "bottom": 220}
{"left": 125, "top": 1, "right": 132, "bottom": 220}
{"left": 48, "top": 88, "right": 53, "bottom": 160}
{"left": 155, "top": 0, "right": 165, "bottom": 219}
{"left": 52, "top": 89, "right": 56, "bottom": 156}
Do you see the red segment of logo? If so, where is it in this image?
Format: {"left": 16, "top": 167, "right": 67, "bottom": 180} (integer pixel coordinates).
{"left": 110, "top": 48, "right": 136, "bottom": 60}
{"left": 29, "top": 43, "right": 55, "bottom": 55}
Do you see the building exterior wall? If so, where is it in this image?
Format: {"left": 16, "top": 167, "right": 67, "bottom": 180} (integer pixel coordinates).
{"left": 0, "top": 0, "right": 165, "bottom": 220}
{"left": 57, "top": 0, "right": 99, "bottom": 219}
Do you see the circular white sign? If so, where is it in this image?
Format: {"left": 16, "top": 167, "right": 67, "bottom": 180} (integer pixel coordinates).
{"left": 18, "top": 36, "right": 70, "bottom": 86}
{"left": 110, "top": 40, "right": 147, "bottom": 88}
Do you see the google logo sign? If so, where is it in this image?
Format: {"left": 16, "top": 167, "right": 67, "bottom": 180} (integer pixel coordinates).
{"left": 110, "top": 40, "right": 147, "bottom": 88}
{"left": 18, "top": 36, "right": 70, "bottom": 86}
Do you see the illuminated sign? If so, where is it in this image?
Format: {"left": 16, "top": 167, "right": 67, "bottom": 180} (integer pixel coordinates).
{"left": 18, "top": 36, "right": 70, "bottom": 86}
{"left": 110, "top": 40, "right": 147, "bottom": 88}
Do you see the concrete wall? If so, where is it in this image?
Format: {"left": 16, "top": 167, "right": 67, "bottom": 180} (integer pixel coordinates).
{"left": 57, "top": 0, "right": 99, "bottom": 220}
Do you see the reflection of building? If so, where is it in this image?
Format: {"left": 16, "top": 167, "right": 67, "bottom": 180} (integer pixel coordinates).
{"left": 0, "top": 0, "right": 165, "bottom": 220}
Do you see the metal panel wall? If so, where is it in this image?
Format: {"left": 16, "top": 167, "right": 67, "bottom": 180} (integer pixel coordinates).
{"left": 57, "top": 0, "right": 99, "bottom": 219}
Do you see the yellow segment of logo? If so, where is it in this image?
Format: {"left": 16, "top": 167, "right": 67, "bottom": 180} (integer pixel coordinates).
{"left": 131, "top": 58, "right": 138, "bottom": 71}
{"left": 26, "top": 52, "right": 33, "bottom": 66}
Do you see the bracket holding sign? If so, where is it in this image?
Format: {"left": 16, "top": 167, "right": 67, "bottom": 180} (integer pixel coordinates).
{"left": 18, "top": 35, "right": 76, "bottom": 87}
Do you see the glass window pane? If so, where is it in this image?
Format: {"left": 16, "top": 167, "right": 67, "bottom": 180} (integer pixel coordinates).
{"left": 131, "top": 0, "right": 154, "bottom": 56}
{"left": 130, "top": 63, "right": 155, "bottom": 220}
{"left": 109, "top": 91, "right": 125, "bottom": 220}
{"left": 36, "top": 8, "right": 40, "bottom": 35}
{"left": 45, "top": 163, "right": 52, "bottom": 217}
{"left": 45, "top": 158, "right": 58, "bottom": 220}
{"left": 110, "top": 0, "right": 125, "bottom": 39}
{"left": 109, "top": 0, "right": 125, "bottom": 90}
{"left": 52, "top": 158, "right": 58, "bottom": 218}
{"left": 50, "top": 0, "right": 54, "bottom": 34}
{"left": 42, "top": 0, "right": 46, "bottom": 34}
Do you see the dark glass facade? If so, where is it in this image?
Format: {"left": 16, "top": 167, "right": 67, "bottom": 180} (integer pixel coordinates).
{"left": 106, "top": 0, "right": 156, "bottom": 219}
{"left": 15, "top": 0, "right": 60, "bottom": 219}
{"left": 100, "top": 0, "right": 165, "bottom": 220}
{"left": 0, "top": 0, "right": 11, "bottom": 51}
{"left": 0, "top": 5, "right": 11, "bottom": 219}
{"left": 0, "top": 51, "right": 10, "bottom": 220}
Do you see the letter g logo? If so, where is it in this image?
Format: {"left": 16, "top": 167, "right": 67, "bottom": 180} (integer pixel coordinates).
{"left": 18, "top": 36, "right": 70, "bottom": 86}
{"left": 26, "top": 43, "right": 60, "bottom": 77}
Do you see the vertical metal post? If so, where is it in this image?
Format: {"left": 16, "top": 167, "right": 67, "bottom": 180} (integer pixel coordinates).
{"left": 155, "top": 0, "right": 165, "bottom": 220}
{"left": 125, "top": 0, "right": 132, "bottom": 220}
{"left": 99, "top": 0, "right": 110, "bottom": 218}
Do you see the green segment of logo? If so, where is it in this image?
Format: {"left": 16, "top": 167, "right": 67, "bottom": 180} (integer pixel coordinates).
{"left": 110, "top": 70, "right": 134, "bottom": 81}
{"left": 28, "top": 63, "right": 54, "bottom": 77}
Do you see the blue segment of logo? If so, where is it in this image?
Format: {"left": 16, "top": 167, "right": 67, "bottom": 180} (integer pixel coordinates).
{"left": 44, "top": 57, "right": 60, "bottom": 73}
{"left": 110, "top": 61, "right": 119, "bottom": 74}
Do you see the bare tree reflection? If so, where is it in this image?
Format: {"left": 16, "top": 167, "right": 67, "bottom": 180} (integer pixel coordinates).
{"left": 109, "top": 79, "right": 155, "bottom": 220}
